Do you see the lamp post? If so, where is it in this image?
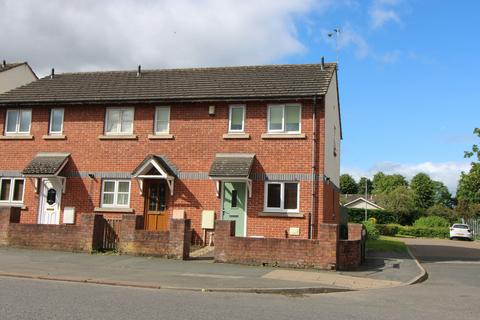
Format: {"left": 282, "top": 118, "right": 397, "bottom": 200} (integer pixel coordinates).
{"left": 364, "top": 177, "right": 368, "bottom": 221}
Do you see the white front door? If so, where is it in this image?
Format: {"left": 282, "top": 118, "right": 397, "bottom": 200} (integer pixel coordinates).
{"left": 38, "top": 178, "right": 62, "bottom": 225}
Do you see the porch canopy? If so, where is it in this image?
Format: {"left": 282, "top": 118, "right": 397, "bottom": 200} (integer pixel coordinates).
{"left": 208, "top": 153, "right": 255, "bottom": 197}
{"left": 22, "top": 152, "right": 70, "bottom": 193}
{"left": 132, "top": 155, "right": 178, "bottom": 196}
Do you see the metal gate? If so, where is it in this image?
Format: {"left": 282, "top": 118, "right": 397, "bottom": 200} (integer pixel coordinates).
{"left": 464, "top": 218, "right": 480, "bottom": 238}
{"left": 100, "top": 217, "right": 122, "bottom": 251}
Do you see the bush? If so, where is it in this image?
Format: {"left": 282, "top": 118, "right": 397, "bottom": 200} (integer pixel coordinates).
{"left": 362, "top": 221, "right": 379, "bottom": 240}
{"left": 413, "top": 216, "right": 450, "bottom": 228}
{"left": 375, "top": 224, "right": 401, "bottom": 236}
{"left": 347, "top": 208, "right": 399, "bottom": 224}
{"left": 368, "top": 217, "right": 377, "bottom": 225}
{"left": 396, "top": 226, "right": 449, "bottom": 238}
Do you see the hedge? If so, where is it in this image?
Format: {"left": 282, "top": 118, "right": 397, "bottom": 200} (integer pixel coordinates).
{"left": 347, "top": 208, "right": 399, "bottom": 224}
{"left": 375, "top": 224, "right": 449, "bottom": 239}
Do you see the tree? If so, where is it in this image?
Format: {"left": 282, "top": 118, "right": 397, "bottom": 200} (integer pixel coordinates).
{"left": 464, "top": 127, "right": 480, "bottom": 161}
{"left": 432, "top": 181, "right": 453, "bottom": 207}
{"left": 340, "top": 174, "right": 358, "bottom": 194}
{"left": 377, "top": 186, "right": 418, "bottom": 225}
{"left": 357, "top": 177, "right": 373, "bottom": 195}
{"left": 426, "top": 204, "right": 458, "bottom": 223}
{"left": 372, "top": 172, "right": 408, "bottom": 194}
{"left": 410, "top": 173, "right": 435, "bottom": 210}
{"left": 457, "top": 163, "right": 480, "bottom": 204}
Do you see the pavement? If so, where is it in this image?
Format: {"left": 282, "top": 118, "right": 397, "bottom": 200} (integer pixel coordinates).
{"left": 0, "top": 243, "right": 424, "bottom": 293}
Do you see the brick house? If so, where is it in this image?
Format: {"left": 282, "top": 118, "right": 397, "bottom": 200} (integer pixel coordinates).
{"left": 0, "top": 62, "right": 342, "bottom": 245}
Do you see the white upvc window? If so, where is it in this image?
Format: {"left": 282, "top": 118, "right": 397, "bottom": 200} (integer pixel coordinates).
{"left": 101, "top": 180, "right": 131, "bottom": 208}
{"left": 104, "top": 107, "right": 134, "bottom": 135}
{"left": 5, "top": 109, "right": 32, "bottom": 135}
{"left": 0, "top": 178, "right": 25, "bottom": 203}
{"left": 228, "top": 105, "right": 245, "bottom": 133}
{"left": 154, "top": 106, "right": 170, "bottom": 134}
{"left": 267, "top": 104, "right": 301, "bottom": 133}
{"left": 264, "top": 181, "right": 300, "bottom": 213}
{"left": 49, "top": 108, "right": 64, "bottom": 135}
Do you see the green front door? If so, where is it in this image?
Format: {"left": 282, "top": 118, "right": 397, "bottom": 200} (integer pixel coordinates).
{"left": 222, "top": 182, "right": 247, "bottom": 236}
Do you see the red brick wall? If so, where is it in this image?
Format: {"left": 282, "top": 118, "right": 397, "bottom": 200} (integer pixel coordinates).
{"left": 119, "top": 215, "right": 190, "bottom": 259}
{"left": 0, "top": 100, "right": 336, "bottom": 240}
{"left": 337, "top": 223, "right": 364, "bottom": 270}
{"left": 0, "top": 207, "right": 101, "bottom": 252}
{"left": 214, "top": 220, "right": 338, "bottom": 270}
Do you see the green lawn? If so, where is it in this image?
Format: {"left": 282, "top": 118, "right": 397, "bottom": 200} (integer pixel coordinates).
{"left": 366, "top": 236, "right": 407, "bottom": 253}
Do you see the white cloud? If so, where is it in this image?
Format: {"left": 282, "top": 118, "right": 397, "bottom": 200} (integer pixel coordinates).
{"left": 0, "top": 0, "right": 330, "bottom": 76}
{"left": 369, "top": 0, "right": 402, "bottom": 29}
{"left": 343, "top": 161, "right": 471, "bottom": 194}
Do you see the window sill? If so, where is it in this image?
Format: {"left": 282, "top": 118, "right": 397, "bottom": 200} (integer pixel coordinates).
{"left": 258, "top": 212, "right": 304, "bottom": 218}
{"left": 0, "top": 203, "right": 27, "bottom": 210}
{"left": 261, "top": 133, "right": 306, "bottom": 139}
{"left": 43, "top": 134, "right": 66, "bottom": 140}
{"left": 148, "top": 134, "right": 174, "bottom": 140}
{"left": 0, "top": 135, "right": 34, "bottom": 140}
{"left": 98, "top": 134, "right": 138, "bottom": 140}
{"left": 223, "top": 133, "right": 250, "bottom": 139}
{"left": 94, "top": 207, "right": 134, "bottom": 213}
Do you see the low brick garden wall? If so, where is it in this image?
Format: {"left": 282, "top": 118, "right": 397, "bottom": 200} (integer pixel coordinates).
{"left": 0, "top": 207, "right": 103, "bottom": 252}
{"left": 338, "top": 224, "right": 365, "bottom": 270}
{"left": 118, "top": 214, "right": 191, "bottom": 259}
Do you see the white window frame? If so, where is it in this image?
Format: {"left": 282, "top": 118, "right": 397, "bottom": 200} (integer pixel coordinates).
{"left": 5, "top": 109, "right": 32, "bottom": 135}
{"left": 267, "top": 104, "right": 301, "bottom": 134}
{"left": 154, "top": 106, "right": 170, "bottom": 135}
{"left": 0, "top": 178, "right": 25, "bottom": 204}
{"left": 100, "top": 179, "right": 131, "bottom": 208}
{"left": 49, "top": 108, "right": 64, "bottom": 135}
{"left": 104, "top": 107, "right": 134, "bottom": 135}
{"left": 228, "top": 104, "right": 245, "bottom": 133}
{"left": 264, "top": 181, "right": 300, "bottom": 213}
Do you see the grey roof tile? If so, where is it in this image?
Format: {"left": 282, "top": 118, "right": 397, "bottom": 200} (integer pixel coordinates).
{"left": 0, "top": 63, "right": 336, "bottom": 105}
{"left": 132, "top": 154, "right": 178, "bottom": 177}
{"left": 209, "top": 153, "right": 255, "bottom": 178}
{"left": 22, "top": 152, "right": 70, "bottom": 175}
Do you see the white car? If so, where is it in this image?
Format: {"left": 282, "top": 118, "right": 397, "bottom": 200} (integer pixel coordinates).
{"left": 449, "top": 224, "right": 474, "bottom": 241}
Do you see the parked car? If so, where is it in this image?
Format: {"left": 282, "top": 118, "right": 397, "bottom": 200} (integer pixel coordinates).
{"left": 449, "top": 224, "right": 474, "bottom": 241}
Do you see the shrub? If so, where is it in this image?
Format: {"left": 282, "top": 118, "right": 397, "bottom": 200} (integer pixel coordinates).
{"left": 375, "top": 224, "right": 401, "bottom": 236}
{"left": 362, "top": 221, "right": 380, "bottom": 240}
{"left": 368, "top": 217, "right": 377, "bottom": 225}
{"left": 413, "top": 216, "right": 450, "bottom": 228}
{"left": 347, "top": 208, "right": 399, "bottom": 224}
{"left": 396, "top": 226, "right": 449, "bottom": 238}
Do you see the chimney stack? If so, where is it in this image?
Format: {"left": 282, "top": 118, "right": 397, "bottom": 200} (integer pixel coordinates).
{"left": 50, "top": 68, "right": 55, "bottom": 79}
{"left": 137, "top": 65, "right": 141, "bottom": 77}
{"left": 2, "top": 60, "right": 6, "bottom": 68}
{"left": 321, "top": 56, "right": 325, "bottom": 71}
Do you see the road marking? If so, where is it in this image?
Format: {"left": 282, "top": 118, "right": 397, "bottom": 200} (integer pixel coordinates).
{"left": 430, "top": 260, "right": 480, "bottom": 265}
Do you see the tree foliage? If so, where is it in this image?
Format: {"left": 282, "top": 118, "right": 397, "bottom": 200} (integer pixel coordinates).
{"left": 340, "top": 174, "right": 358, "bottom": 194}
{"left": 458, "top": 128, "right": 480, "bottom": 205}
{"left": 464, "top": 127, "right": 480, "bottom": 161}
{"left": 410, "top": 173, "right": 435, "bottom": 210}
{"left": 377, "top": 186, "right": 418, "bottom": 225}
{"left": 357, "top": 177, "right": 373, "bottom": 195}
{"left": 432, "top": 181, "right": 453, "bottom": 207}
{"left": 372, "top": 172, "right": 408, "bottom": 194}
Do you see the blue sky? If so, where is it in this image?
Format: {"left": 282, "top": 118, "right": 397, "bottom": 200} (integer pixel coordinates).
{"left": 1, "top": 0, "right": 478, "bottom": 192}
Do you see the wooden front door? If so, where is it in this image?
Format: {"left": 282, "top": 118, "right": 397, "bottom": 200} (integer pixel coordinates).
{"left": 144, "top": 181, "right": 168, "bottom": 231}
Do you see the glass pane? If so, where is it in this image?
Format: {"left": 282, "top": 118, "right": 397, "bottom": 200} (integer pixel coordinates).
{"left": 285, "top": 106, "right": 300, "bottom": 132}
{"left": 269, "top": 106, "right": 283, "bottom": 131}
{"left": 148, "top": 184, "right": 158, "bottom": 211}
{"left": 47, "top": 189, "right": 57, "bottom": 205}
{"left": 156, "top": 107, "right": 169, "bottom": 122}
{"left": 19, "top": 110, "right": 31, "bottom": 132}
{"left": 231, "top": 190, "right": 238, "bottom": 207}
{"left": 118, "top": 181, "right": 129, "bottom": 193}
{"left": 103, "top": 181, "right": 115, "bottom": 192}
{"left": 106, "top": 110, "right": 120, "bottom": 133}
{"left": 158, "top": 184, "right": 166, "bottom": 211}
{"left": 121, "top": 109, "right": 133, "bottom": 133}
{"left": 117, "top": 193, "right": 129, "bottom": 205}
{"left": 13, "top": 180, "right": 24, "bottom": 201}
{"left": 6, "top": 110, "right": 18, "bottom": 132}
{"left": 267, "top": 183, "right": 281, "bottom": 208}
{"left": 284, "top": 183, "right": 298, "bottom": 210}
{"left": 156, "top": 121, "right": 169, "bottom": 133}
{"left": 50, "top": 109, "right": 63, "bottom": 132}
{"left": 0, "top": 179, "right": 11, "bottom": 201}
{"left": 102, "top": 193, "right": 114, "bottom": 205}
{"left": 230, "top": 107, "right": 243, "bottom": 131}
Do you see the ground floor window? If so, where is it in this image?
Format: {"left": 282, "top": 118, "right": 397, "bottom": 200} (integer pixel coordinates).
{"left": 264, "top": 181, "right": 299, "bottom": 212}
{"left": 0, "top": 178, "right": 25, "bottom": 203}
{"left": 101, "top": 179, "right": 131, "bottom": 208}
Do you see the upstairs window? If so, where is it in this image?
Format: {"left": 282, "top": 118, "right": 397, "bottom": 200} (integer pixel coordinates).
{"left": 228, "top": 105, "right": 245, "bottom": 133}
{"left": 264, "top": 182, "right": 299, "bottom": 212}
{"left": 154, "top": 107, "right": 170, "bottom": 134}
{"left": 49, "top": 108, "right": 64, "bottom": 135}
{"left": 101, "top": 180, "right": 131, "bottom": 208}
{"left": 0, "top": 178, "right": 25, "bottom": 203}
{"left": 5, "top": 109, "right": 32, "bottom": 135}
{"left": 105, "top": 107, "right": 134, "bottom": 135}
{"left": 267, "top": 104, "right": 301, "bottom": 133}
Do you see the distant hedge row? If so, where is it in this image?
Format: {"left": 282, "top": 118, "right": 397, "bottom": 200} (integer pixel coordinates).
{"left": 375, "top": 224, "right": 449, "bottom": 239}
{"left": 347, "top": 208, "right": 399, "bottom": 224}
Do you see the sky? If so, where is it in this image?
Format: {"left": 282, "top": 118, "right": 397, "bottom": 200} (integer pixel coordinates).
{"left": 1, "top": 0, "right": 478, "bottom": 193}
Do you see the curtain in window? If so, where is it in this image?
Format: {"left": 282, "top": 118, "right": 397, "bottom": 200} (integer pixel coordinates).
{"left": 285, "top": 105, "right": 300, "bottom": 132}
{"left": 230, "top": 107, "right": 244, "bottom": 131}
{"left": 269, "top": 106, "right": 283, "bottom": 131}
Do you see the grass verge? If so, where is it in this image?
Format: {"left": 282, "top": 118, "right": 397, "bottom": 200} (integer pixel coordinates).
{"left": 366, "top": 236, "right": 407, "bottom": 253}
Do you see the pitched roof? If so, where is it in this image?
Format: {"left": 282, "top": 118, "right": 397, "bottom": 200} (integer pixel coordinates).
{"left": 343, "top": 197, "right": 384, "bottom": 210}
{"left": 209, "top": 153, "right": 255, "bottom": 179}
{"left": 0, "top": 63, "right": 336, "bottom": 105}
{"left": 22, "top": 152, "right": 70, "bottom": 176}
{"left": 0, "top": 62, "right": 26, "bottom": 73}
{"left": 132, "top": 154, "right": 178, "bottom": 177}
